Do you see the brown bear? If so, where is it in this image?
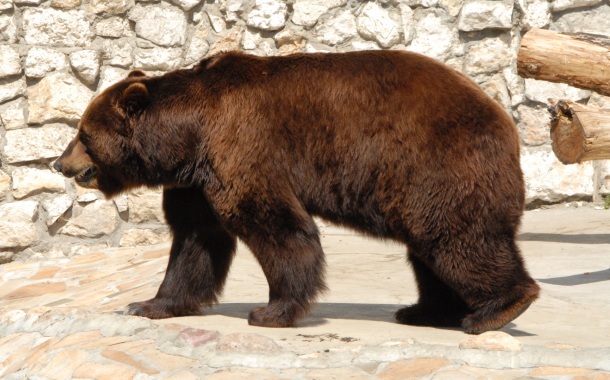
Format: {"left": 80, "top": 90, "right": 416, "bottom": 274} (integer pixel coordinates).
{"left": 54, "top": 50, "right": 540, "bottom": 334}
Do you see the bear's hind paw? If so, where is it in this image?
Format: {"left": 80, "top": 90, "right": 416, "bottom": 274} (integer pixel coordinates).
{"left": 395, "top": 304, "right": 464, "bottom": 328}
{"left": 462, "top": 288, "right": 539, "bottom": 334}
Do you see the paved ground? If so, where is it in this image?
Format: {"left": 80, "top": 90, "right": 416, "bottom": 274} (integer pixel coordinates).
{"left": 0, "top": 204, "right": 609, "bottom": 379}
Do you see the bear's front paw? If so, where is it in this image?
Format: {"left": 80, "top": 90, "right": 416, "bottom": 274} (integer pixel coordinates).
{"left": 126, "top": 299, "right": 200, "bottom": 319}
{"left": 248, "top": 305, "right": 297, "bottom": 327}
{"left": 395, "top": 304, "right": 464, "bottom": 328}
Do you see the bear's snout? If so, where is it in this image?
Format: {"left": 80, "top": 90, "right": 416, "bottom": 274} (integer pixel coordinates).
{"left": 54, "top": 135, "right": 98, "bottom": 186}
{"left": 52, "top": 160, "right": 63, "bottom": 174}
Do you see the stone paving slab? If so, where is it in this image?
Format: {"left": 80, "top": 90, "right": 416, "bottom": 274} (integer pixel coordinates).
{"left": 0, "top": 205, "right": 609, "bottom": 379}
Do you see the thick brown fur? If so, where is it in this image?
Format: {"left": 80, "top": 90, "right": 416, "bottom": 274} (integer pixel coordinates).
{"left": 54, "top": 50, "right": 540, "bottom": 334}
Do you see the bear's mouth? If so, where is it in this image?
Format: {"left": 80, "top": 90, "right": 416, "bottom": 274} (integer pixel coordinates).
{"left": 75, "top": 165, "right": 98, "bottom": 185}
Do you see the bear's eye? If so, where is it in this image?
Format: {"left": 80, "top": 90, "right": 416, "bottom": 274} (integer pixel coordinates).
{"left": 79, "top": 132, "right": 90, "bottom": 145}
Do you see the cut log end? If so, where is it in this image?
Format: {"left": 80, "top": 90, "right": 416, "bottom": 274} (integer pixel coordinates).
{"left": 550, "top": 101, "right": 586, "bottom": 164}
{"left": 549, "top": 101, "right": 610, "bottom": 164}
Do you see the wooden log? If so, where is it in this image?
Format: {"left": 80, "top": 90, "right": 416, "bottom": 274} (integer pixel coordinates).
{"left": 518, "top": 29, "right": 610, "bottom": 97}
{"left": 550, "top": 100, "right": 610, "bottom": 164}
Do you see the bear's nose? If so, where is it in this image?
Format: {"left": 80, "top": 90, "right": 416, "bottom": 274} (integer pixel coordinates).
{"left": 53, "top": 161, "right": 62, "bottom": 174}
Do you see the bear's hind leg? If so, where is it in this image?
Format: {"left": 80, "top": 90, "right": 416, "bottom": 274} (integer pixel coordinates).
{"left": 241, "top": 212, "right": 327, "bottom": 328}
{"left": 435, "top": 238, "right": 540, "bottom": 335}
{"left": 126, "top": 187, "right": 236, "bottom": 319}
{"left": 396, "top": 251, "right": 471, "bottom": 328}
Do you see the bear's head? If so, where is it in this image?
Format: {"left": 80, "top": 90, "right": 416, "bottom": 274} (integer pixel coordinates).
{"left": 54, "top": 70, "right": 150, "bottom": 198}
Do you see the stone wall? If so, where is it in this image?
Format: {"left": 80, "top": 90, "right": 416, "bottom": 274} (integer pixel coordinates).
{"left": 1, "top": 0, "right": 609, "bottom": 262}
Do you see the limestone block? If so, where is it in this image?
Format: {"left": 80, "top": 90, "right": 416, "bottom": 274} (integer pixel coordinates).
{"left": 0, "top": 98, "right": 27, "bottom": 130}
{"left": 551, "top": 0, "right": 603, "bottom": 12}
{"left": 304, "top": 42, "right": 335, "bottom": 53}
{"left": 242, "top": 29, "right": 261, "bottom": 50}
{"left": 27, "top": 72, "right": 93, "bottom": 124}
{"left": 398, "top": 4, "right": 415, "bottom": 45}
{"left": 12, "top": 168, "right": 66, "bottom": 199}
{"left": 0, "top": 170, "right": 10, "bottom": 200}
{"left": 357, "top": 2, "right": 402, "bottom": 48}
{"left": 376, "top": 358, "right": 452, "bottom": 379}
{"left": 24, "top": 47, "right": 68, "bottom": 79}
{"left": 0, "top": 201, "right": 40, "bottom": 249}
{"left": 587, "top": 93, "right": 610, "bottom": 109}
{"left": 69, "top": 50, "right": 101, "bottom": 85}
{"left": 22, "top": 8, "right": 94, "bottom": 47}
{"left": 60, "top": 200, "right": 119, "bottom": 238}
{"left": 224, "top": 0, "right": 246, "bottom": 22}
{"left": 0, "top": 0, "right": 12, "bottom": 11}
{"left": 76, "top": 189, "right": 101, "bottom": 203}
{"left": 119, "top": 228, "right": 170, "bottom": 247}
{"left": 457, "top": 0, "right": 513, "bottom": 32}
{"left": 459, "top": 331, "right": 523, "bottom": 351}
{"left": 113, "top": 194, "right": 129, "bottom": 213}
{"left": 95, "top": 17, "right": 131, "bottom": 38}
{"left": 350, "top": 40, "right": 381, "bottom": 51}
{"left": 0, "top": 76, "right": 26, "bottom": 104}
{"left": 127, "top": 188, "right": 165, "bottom": 223}
{"left": 464, "top": 38, "right": 512, "bottom": 76}
{"left": 553, "top": 4, "right": 610, "bottom": 37}
{"left": 0, "top": 14, "right": 17, "bottom": 43}
{"left": 247, "top": 0, "right": 287, "bottom": 31}
{"left": 480, "top": 74, "right": 511, "bottom": 110}
{"left": 517, "top": 0, "right": 550, "bottom": 29}
{"left": 439, "top": 0, "right": 464, "bottom": 17}
{"left": 314, "top": 10, "right": 358, "bottom": 46}
{"left": 503, "top": 66, "right": 525, "bottom": 107}
{"left": 207, "top": 9, "right": 226, "bottom": 33}
{"left": 15, "top": 0, "right": 42, "bottom": 4}
{"left": 407, "top": 12, "right": 458, "bottom": 61}
{"left": 0, "top": 251, "right": 13, "bottom": 264}
{"left": 524, "top": 78, "right": 591, "bottom": 104}
{"left": 134, "top": 47, "right": 183, "bottom": 71}
{"left": 404, "top": 0, "right": 438, "bottom": 6}
{"left": 171, "top": 0, "right": 202, "bottom": 11}
{"left": 89, "top": 0, "right": 134, "bottom": 14}
{"left": 0, "top": 45, "right": 21, "bottom": 78}
{"left": 3, "top": 124, "right": 75, "bottom": 164}
{"left": 217, "top": 333, "right": 280, "bottom": 353}
{"left": 34, "top": 349, "right": 89, "bottom": 380}
{"left": 209, "top": 29, "right": 243, "bottom": 55}
{"left": 292, "top": 0, "right": 347, "bottom": 28}
{"left": 517, "top": 105, "right": 551, "bottom": 146}
{"left": 179, "top": 328, "right": 219, "bottom": 347}
{"left": 521, "top": 148, "right": 595, "bottom": 203}
{"left": 42, "top": 194, "right": 73, "bottom": 226}
{"left": 103, "top": 39, "right": 134, "bottom": 68}
{"left": 129, "top": 3, "right": 187, "bottom": 47}
{"left": 224, "top": 0, "right": 247, "bottom": 13}
{"left": 98, "top": 66, "right": 128, "bottom": 93}
{"left": 51, "top": 0, "right": 82, "bottom": 9}
{"left": 184, "top": 28, "right": 210, "bottom": 66}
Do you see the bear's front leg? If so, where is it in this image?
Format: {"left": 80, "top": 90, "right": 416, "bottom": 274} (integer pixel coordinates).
{"left": 126, "top": 187, "right": 236, "bottom": 318}
{"left": 235, "top": 204, "right": 327, "bottom": 327}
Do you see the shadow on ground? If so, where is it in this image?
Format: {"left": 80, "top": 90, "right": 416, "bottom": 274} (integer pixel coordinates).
{"left": 538, "top": 268, "right": 610, "bottom": 286}
{"left": 520, "top": 233, "right": 610, "bottom": 244}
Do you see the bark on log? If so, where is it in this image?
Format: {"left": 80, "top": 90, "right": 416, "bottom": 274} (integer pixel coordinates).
{"left": 550, "top": 100, "right": 610, "bottom": 164}
{"left": 518, "top": 29, "right": 610, "bottom": 97}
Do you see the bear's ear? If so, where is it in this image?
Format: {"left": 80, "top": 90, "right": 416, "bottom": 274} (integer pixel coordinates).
{"left": 127, "top": 70, "right": 146, "bottom": 78}
{"left": 119, "top": 82, "right": 149, "bottom": 117}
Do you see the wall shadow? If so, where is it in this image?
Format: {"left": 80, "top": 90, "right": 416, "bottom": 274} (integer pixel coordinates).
{"left": 519, "top": 233, "right": 610, "bottom": 244}
{"left": 538, "top": 268, "right": 610, "bottom": 286}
